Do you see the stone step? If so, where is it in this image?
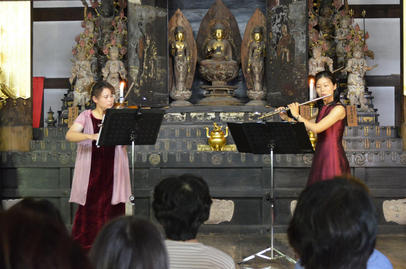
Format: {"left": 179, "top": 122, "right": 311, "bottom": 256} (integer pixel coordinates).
{"left": 5, "top": 148, "right": 406, "bottom": 168}
{"left": 344, "top": 126, "right": 399, "bottom": 138}
{"left": 34, "top": 124, "right": 400, "bottom": 142}
{"left": 343, "top": 138, "right": 403, "bottom": 151}
{"left": 30, "top": 136, "right": 403, "bottom": 153}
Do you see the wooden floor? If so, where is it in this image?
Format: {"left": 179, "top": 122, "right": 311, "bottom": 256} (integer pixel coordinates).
{"left": 197, "top": 232, "right": 406, "bottom": 269}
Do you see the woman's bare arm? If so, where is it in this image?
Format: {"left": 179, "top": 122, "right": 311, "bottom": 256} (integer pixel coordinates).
{"left": 65, "top": 122, "right": 98, "bottom": 142}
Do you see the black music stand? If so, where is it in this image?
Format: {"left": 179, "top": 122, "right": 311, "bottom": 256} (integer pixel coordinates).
{"left": 227, "top": 121, "right": 313, "bottom": 264}
{"left": 97, "top": 108, "right": 164, "bottom": 204}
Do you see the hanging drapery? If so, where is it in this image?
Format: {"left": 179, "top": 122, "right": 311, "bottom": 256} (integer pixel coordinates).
{"left": 32, "top": 77, "right": 44, "bottom": 128}
{"left": 0, "top": 1, "right": 31, "bottom": 99}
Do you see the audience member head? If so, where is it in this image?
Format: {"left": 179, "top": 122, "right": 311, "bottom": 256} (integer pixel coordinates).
{"left": 0, "top": 200, "right": 91, "bottom": 269}
{"left": 153, "top": 174, "right": 212, "bottom": 241}
{"left": 89, "top": 217, "right": 168, "bottom": 269}
{"left": 9, "top": 197, "right": 65, "bottom": 227}
{"left": 288, "top": 176, "right": 377, "bottom": 269}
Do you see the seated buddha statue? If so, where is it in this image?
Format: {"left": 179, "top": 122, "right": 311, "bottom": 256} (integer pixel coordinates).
{"left": 199, "top": 23, "right": 238, "bottom": 87}
{"left": 205, "top": 24, "right": 233, "bottom": 61}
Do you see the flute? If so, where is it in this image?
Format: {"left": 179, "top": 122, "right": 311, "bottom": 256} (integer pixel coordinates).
{"left": 258, "top": 94, "right": 333, "bottom": 119}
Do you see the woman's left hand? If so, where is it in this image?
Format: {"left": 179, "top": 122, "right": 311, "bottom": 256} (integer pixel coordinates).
{"left": 287, "top": 102, "right": 300, "bottom": 119}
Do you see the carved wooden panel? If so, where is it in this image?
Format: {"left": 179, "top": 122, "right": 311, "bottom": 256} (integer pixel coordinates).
{"left": 127, "top": 4, "right": 168, "bottom": 107}
{"left": 266, "top": 0, "right": 308, "bottom": 107}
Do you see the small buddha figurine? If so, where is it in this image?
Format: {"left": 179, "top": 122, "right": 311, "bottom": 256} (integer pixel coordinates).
{"left": 247, "top": 27, "right": 266, "bottom": 93}
{"left": 102, "top": 45, "right": 127, "bottom": 101}
{"left": 170, "top": 26, "right": 191, "bottom": 100}
{"left": 205, "top": 23, "right": 233, "bottom": 61}
{"left": 308, "top": 45, "right": 333, "bottom": 76}
{"left": 346, "top": 47, "right": 377, "bottom": 111}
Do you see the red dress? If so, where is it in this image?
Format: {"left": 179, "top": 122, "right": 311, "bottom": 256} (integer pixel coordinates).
{"left": 307, "top": 103, "right": 350, "bottom": 186}
{"left": 71, "top": 113, "right": 124, "bottom": 252}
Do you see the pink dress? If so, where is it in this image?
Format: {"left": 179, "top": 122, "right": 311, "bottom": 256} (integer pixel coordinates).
{"left": 69, "top": 110, "right": 131, "bottom": 251}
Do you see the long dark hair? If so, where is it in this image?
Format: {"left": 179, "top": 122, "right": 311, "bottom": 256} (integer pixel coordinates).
{"left": 90, "top": 217, "right": 168, "bottom": 269}
{"left": 315, "top": 71, "right": 342, "bottom": 108}
{"left": 1, "top": 201, "right": 92, "bottom": 269}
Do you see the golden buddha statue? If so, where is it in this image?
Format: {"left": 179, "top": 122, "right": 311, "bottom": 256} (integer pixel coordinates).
{"left": 205, "top": 24, "right": 233, "bottom": 61}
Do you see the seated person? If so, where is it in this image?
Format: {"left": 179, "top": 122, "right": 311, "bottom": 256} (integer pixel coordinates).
{"left": 8, "top": 197, "right": 65, "bottom": 227}
{"left": 90, "top": 217, "right": 168, "bottom": 269}
{"left": 153, "top": 174, "right": 235, "bottom": 269}
{"left": 1, "top": 198, "right": 91, "bottom": 269}
{"left": 288, "top": 176, "right": 393, "bottom": 269}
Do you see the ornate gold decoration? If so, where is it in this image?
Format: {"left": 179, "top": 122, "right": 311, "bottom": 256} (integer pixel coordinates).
{"left": 363, "top": 126, "right": 369, "bottom": 136}
{"left": 205, "top": 122, "right": 229, "bottom": 151}
{"left": 364, "top": 138, "right": 370, "bottom": 149}
{"left": 219, "top": 112, "right": 245, "bottom": 122}
{"left": 148, "top": 154, "right": 161, "bottom": 166}
{"left": 197, "top": 144, "right": 236, "bottom": 152}
{"left": 386, "top": 127, "right": 392, "bottom": 137}
{"left": 362, "top": 117, "right": 374, "bottom": 123}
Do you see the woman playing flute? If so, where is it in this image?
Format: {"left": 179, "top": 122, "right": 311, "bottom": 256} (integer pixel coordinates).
{"left": 279, "top": 71, "right": 350, "bottom": 185}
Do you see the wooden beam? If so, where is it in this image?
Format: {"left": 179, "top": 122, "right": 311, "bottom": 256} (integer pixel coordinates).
{"left": 32, "top": 5, "right": 400, "bottom": 22}
{"left": 33, "top": 7, "right": 84, "bottom": 21}
{"left": 365, "top": 75, "right": 401, "bottom": 87}
{"left": 43, "top": 78, "right": 70, "bottom": 89}
{"left": 349, "top": 5, "right": 400, "bottom": 19}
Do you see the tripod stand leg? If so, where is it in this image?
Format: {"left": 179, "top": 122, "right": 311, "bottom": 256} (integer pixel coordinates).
{"left": 126, "top": 140, "right": 136, "bottom": 215}
{"left": 238, "top": 148, "right": 296, "bottom": 265}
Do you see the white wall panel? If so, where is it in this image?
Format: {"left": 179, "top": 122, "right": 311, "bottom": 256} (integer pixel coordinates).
{"left": 33, "top": 1, "right": 84, "bottom": 8}
{"left": 348, "top": 0, "right": 399, "bottom": 4}
{"left": 353, "top": 18, "right": 400, "bottom": 76}
{"left": 369, "top": 86, "right": 395, "bottom": 126}
{"left": 33, "top": 21, "right": 82, "bottom": 78}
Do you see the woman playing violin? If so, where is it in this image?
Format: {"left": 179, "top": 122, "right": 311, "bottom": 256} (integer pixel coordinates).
{"left": 279, "top": 71, "right": 350, "bottom": 185}
{"left": 66, "top": 81, "right": 131, "bottom": 251}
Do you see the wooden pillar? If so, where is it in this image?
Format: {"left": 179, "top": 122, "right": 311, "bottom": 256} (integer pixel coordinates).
{"left": 402, "top": 96, "right": 405, "bottom": 149}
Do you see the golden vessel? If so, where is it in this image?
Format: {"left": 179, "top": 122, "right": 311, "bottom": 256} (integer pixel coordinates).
{"left": 205, "top": 122, "right": 229, "bottom": 151}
